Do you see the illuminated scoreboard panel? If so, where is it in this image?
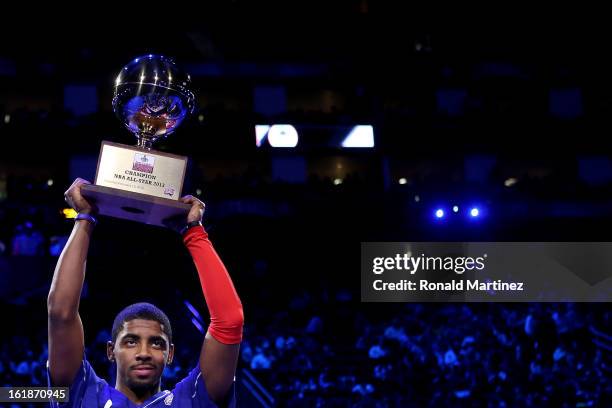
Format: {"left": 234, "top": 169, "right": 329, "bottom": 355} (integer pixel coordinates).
{"left": 255, "top": 124, "right": 375, "bottom": 149}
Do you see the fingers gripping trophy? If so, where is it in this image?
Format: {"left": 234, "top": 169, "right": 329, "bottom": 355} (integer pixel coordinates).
{"left": 81, "top": 55, "right": 196, "bottom": 227}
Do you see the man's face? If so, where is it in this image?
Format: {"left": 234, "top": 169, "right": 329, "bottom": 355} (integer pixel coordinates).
{"left": 107, "top": 319, "right": 174, "bottom": 392}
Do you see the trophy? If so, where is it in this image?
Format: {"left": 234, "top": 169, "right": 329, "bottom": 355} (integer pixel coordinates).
{"left": 81, "top": 55, "right": 195, "bottom": 227}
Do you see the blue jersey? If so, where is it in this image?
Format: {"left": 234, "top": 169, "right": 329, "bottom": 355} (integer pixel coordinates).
{"left": 47, "top": 360, "right": 236, "bottom": 408}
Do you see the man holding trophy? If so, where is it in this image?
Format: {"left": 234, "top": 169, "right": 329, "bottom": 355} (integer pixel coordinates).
{"left": 46, "top": 56, "right": 244, "bottom": 407}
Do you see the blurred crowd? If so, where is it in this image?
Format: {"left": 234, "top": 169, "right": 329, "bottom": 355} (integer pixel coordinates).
{"left": 238, "top": 292, "right": 610, "bottom": 407}
{"left": 1, "top": 298, "right": 609, "bottom": 407}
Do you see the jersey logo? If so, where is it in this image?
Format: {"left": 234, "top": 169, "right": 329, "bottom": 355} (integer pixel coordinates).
{"left": 164, "top": 393, "right": 174, "bottom": 405}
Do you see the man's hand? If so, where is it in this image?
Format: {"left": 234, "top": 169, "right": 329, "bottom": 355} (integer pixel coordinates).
{"left": 180, "top": 195, "right": 205, "bottom": 224}
{"left": 64, "top": 178, "right": 95, "bottom": 214}
{"left": 49, "top": 179, "right": 94, "bottom": 387}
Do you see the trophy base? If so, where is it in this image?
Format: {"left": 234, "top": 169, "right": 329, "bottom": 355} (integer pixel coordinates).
{"left": 81, "top": 184, "right": 190, "bottom": 228}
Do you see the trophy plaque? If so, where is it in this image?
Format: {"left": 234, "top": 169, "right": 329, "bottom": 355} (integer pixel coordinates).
{"left": 81, "top": 55, "right": 195, "bottom": 227}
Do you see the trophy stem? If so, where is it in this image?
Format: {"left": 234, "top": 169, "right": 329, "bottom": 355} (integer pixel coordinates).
{"left": 136, "top": 135, "right": 154, "bottom": 150}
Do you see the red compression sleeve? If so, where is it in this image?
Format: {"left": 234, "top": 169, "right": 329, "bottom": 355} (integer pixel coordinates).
{"left": 183, "top": 225, "right": 244, "bottom": 344}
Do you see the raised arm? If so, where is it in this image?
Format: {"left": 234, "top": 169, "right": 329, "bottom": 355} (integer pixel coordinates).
{"left": 47, "top": 178, "right": 96, "bottom": 386}
{"left": 180, "top": 196, "right": 244, "bottom": 405}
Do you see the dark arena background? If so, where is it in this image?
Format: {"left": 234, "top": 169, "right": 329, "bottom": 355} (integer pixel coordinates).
{"left": 0, "top": 4, "right": 611, "bottom": 407}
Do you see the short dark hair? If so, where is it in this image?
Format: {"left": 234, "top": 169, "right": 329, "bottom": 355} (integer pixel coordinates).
{"left": 111, "top": 302, "right": 172, "bottom": 344}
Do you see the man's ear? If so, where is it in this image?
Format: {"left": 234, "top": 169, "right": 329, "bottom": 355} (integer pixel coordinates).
{"left": 167, "top": 343, "right": 175, "bottom": 365}
{"left": 107, "top": 341, "right": 115, "bottom": 362}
